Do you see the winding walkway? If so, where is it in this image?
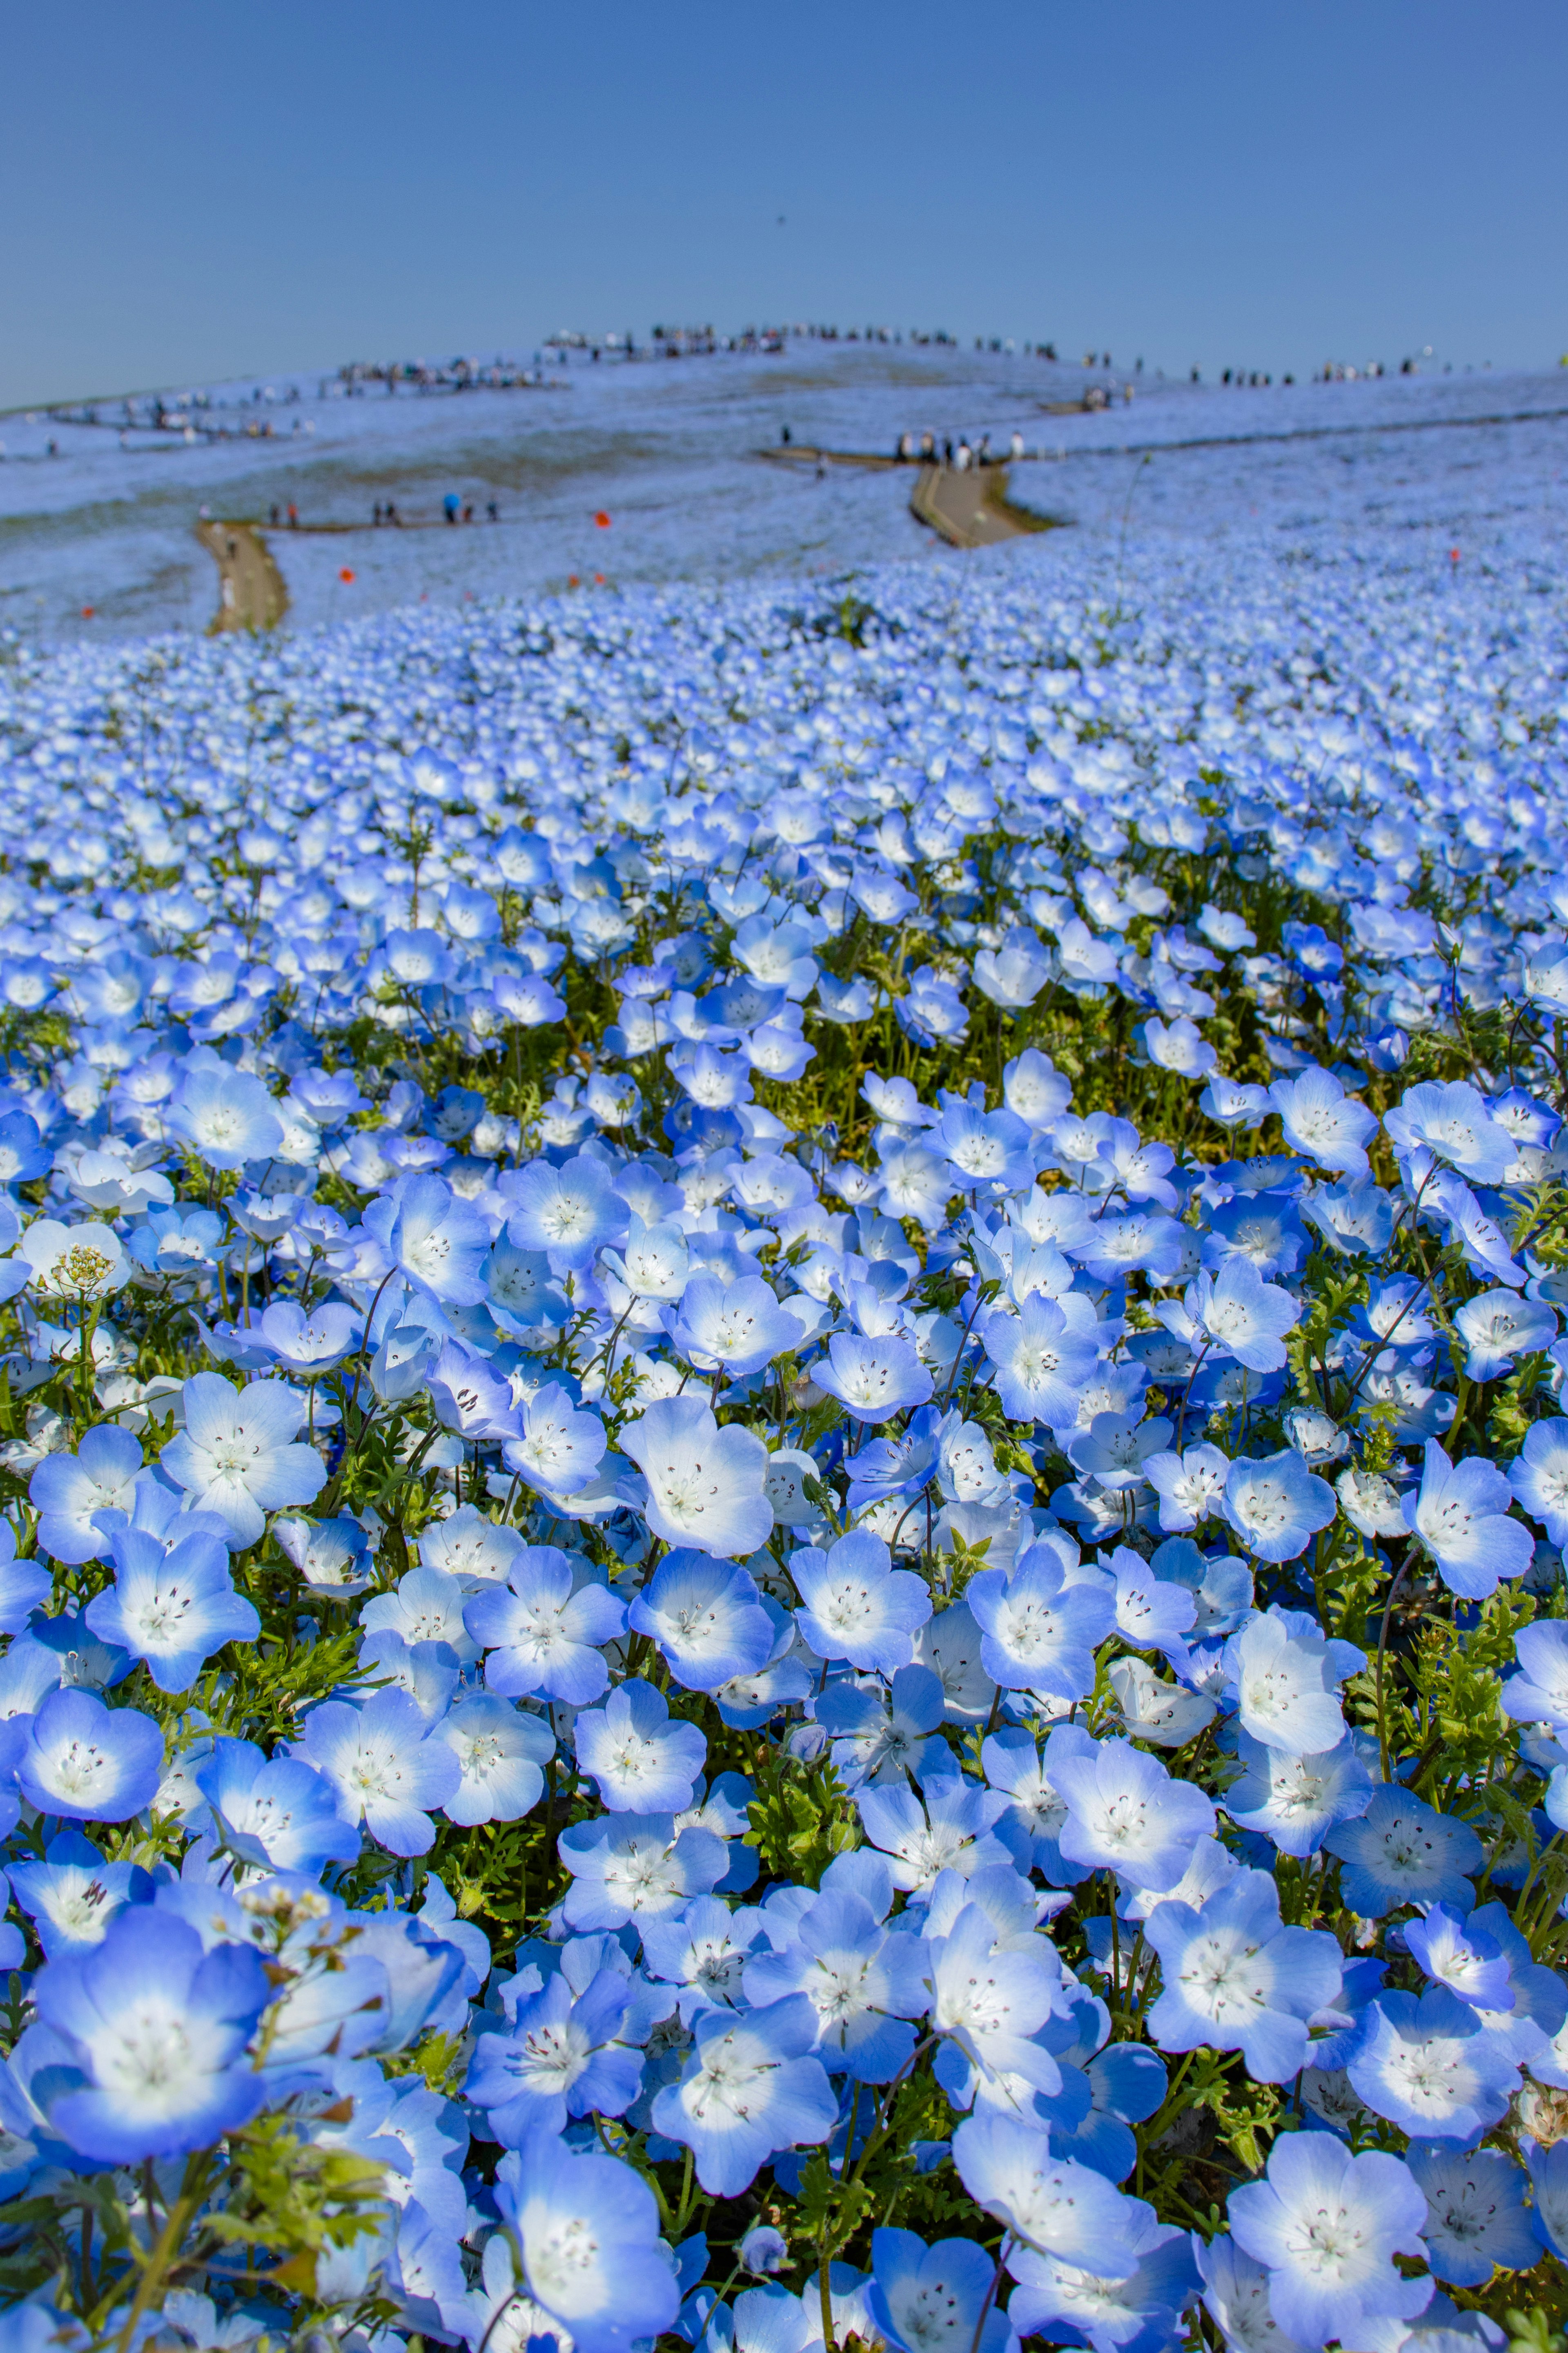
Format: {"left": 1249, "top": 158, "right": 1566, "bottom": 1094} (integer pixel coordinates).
{"left": 909, "top": 463, "right": 1059, "bottom": 549}
{"left": 196, "top": 520, "right": 288, "bottom": 632}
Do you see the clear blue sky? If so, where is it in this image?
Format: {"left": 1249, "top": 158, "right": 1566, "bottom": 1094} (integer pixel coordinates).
{"left": 3, "top": 0, "right": 1564, "bottom": 408}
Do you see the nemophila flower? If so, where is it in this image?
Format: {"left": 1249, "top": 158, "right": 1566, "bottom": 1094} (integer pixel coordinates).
{"left": 274, "top": 1512, "right": 372, "bottom": 1597}
{"left": 1225, "top": 1732, "right": 1373, "bottom": 1859}
{"left": 360, "top": 1565, "right": 479, "bottom": 1663}
{"left": 166, "top": 1066, "right": 284, "bottom": 1170}
{"left": 252, "top": 1299, "right": 361, "bottom": 1376}
{"left": 979, "top": 1294, "right": 1099, "bottom": 1424}
{"left": 1501, "top": 1619, "right": 1568, "bottom": 1731}
{"left": 1109, "top": 1546, "right": 1196, "bottom": 1660}
{"left": 467, "top": 1966, "right": 644, "bottom": 2142}
{"left": 1404, "top": 1902, "right": 1515, "bottom": 2010}
{"left": 573, "top": 1678, "right": 707, "bottom": 1813}
{"left": 1385, "top": 1079, "right": 1515, "bottom": 1183}
{"left": 1005, "top": 2208, "right": 1200, "bottom": 2353}
{"left": 1325, "top": 1786, "right": 1483, "bottom": 1917}
{"left": 651, "top": 1992, "right": 838, "bottom": 2196}
{"left": 866, "top": 2228, "right": 1013, "bottom": 2353}
{"left": 8, "top": 1831, "right": 151, "bottom": 1959}
{"left": 1144, "top": 1442, "right": 1229, "bottom": 1533}
{"left": 1227, "top": 2131, "right": 1430, "bottom": 2350}
{"left": 83, "top": 1528, "right": 258, "bottom": 1692}
{"left": 558, "top": 1810, "right": 728, "bottom": 1931}
{"left": 665, "top": 1274, "right": 806, "bottom": 1377}
{"left": 1403, "top": 1439, "right": 1533, "bottom": 1599}
{"left": 818, "top": 1663, "right": 947, "bottom": 1788}
{"left": 951, "top": 2113, "right": 1145, "bottom": 2273}
{"left": 1185, "top": 1257, "right": 1301, "bottom": 1372}
{"left": 1347, "top": 1985, "right": 1519, "bottom": 2142}
{"left": 160, "top": 1372, "right": 325, "bottom": 1545}
{"left": 1223, "top": 1611, "right": 1361, "bottom": 1755}
{"left": 432, "top": 1693, "right": 553, "bottom": 1825}
{"left": 466, "top": 1545, "right": 626, "bottom": 1704}
{"left": 19, "top": 1218, "right": 130, "bottom": 1302}
{"left": 1200, "top": 1072, "right": 1270, "bottom": 1131}
{"left": 935, "top": 1102, "right": 1037, "bottom": 1194}
{"left": 744, "top": 1889, "right": 930, "bottom": 2081}
{"left": 641, "top": 1891, "right": 768, "bottom": 2024}
{"left": 32, "top": 1906, "right": 272, "bottom": 2163}
{"left": 1143, "top": 1868, "right": 1342, "bottom": 2081}
{"left": 1405, "top": 2141, "right": 1535, "bottom": 2288}
{"left": 814, "top": 1333, "right": 935, "bottom": 1423}
{"left": 1268, "top": 1068, "right": 1377, "bottom": 1176}
{"left": 1045, "top": 1726, "right": 1216, "bottom": 1889}
{"left": 415, "top": 1503, "right": 522, "bottom": 1588}
{"left": 621, "top": 1394, "right": 773, "bottom": 1557}
{"left": 192, "top": 1735, "right": 359, "bottom": 1871}
{"left": 1066, "top": 1410, "right": 1172, "bottom": 1493}
{"left": 926, "top": 1899, "right": 1067, "bottom": 2102}
{"left": 300, "top": 1686, "right": 462, "bottom": 1856}
{"left": 1454, "top": 1287, "right": 1557, "bottom": 1379}
{"left": 1509, "top": 1414, "right": 1568, "bottom": 1544}
{"left": 492, "top": 2134, "right": 679, "bottom": 2353}
{"left": 500, "top": 1379, "right": 606, "bottom": 1504}
{"left": 363, "top": 1173, "right": 491, "bottom": 1305}
{"left": 979, "top": 1730, "right": 1084, "bottom": 1883}
{"left": 628, "top": 1549, "right": 773, "bottom": 1691}
{"left": 19, "top": 1688, "right": 163, "bottom": 1822}
{"left": 1143, "top": 1013, "right": 1216, "bottom": 1078}
{"left": 791, "top": 1530, "right": 932, "bottom": 1673}
{"left": 966, "top": 1550, "right": 1114, "bottom": 1701}
{"left": 29, "top": 1423, "right": 143, "bottom": 1565}
{"left": 856, "top": 1779, "right": 1015, "bottom": 1894}
{"left": 1223, "top": 1450, "right": 1337, "bottom": 1563}
{"left": 1106, "top": 1655, "right": 1216, "bottom": 1749}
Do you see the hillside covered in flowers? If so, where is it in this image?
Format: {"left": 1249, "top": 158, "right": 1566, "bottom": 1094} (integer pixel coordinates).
{"left": 0, "top": 510, "right": 1566, "bottom": 2353}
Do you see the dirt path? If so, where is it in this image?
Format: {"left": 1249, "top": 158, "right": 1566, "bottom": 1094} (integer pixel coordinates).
{"left": 910, "top": 462, "right": 1059, "bottom": 548}
{"left": 195, "top": 519, "right": 288, "bottom": 632}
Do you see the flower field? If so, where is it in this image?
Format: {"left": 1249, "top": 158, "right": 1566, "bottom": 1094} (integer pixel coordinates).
{"left": 0, "top": 512, "right": 1566, "bottom": 2353}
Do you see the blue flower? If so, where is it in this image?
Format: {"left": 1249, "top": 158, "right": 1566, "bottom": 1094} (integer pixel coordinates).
{"left": 363, "top": 1171, "right": 492, "bottom": 1305}
{"left": 621, "top": 1394, "right": 774, "bottom": 1557}
{"left": 492, "top": 2134, "right": 680, "bottom": 2353}
{"left": 813, "top": 1334, "right": 935, "bottom": 1423}
{"left": 166, "top": 1066, "right": 285, "bottom": 1171}
{"left": 558, "top": 1811, "right": 728, "bottom": 1932}
{"left": 431, "top": 1692, "right": 554, "bottom": 1825}
{"left": 32, "top": 1906, "right": 272, "bottom": 2162}
{"left": 866, "top": 2229, "right": 1012, "bottom": 2353}
{"left": 1510, "top": 1413, "right": 1568, "bottom": 1544}
{"left": 650, "top": 1993, "right": 838, "bottom": 2196}
{"left": 159, "top": 1373, "right": 325, "bottom": 1545}
{"left": 815, "top": 1662, "right": 947, "bottom": 1789}
{"left": 1005, "top": 2205, "right": 1200, "bottom": 2353}
{"left": 1405, "top": 1439, "right": 1534, "bottom": 1599}
{"left": 744, "top": 1889, "right": 930, "bottom": 2081}
{"left": 1222, "top": 1449, "right": 1337, "bottom": 1563}
{"left": 1222, "top": 1610, "right": 1361, "bottom": 1754}
{"left": 978, "top": 1294, "right": 1099, "bottom": 1425}
{"left": 665, "top": 1274, "right": 808, "bottom": 1377}
{"left": 1045, "top": 1726, "right": 1216, "bottom": 1890}
{"left": 1186, "top": 1256, "right": 1301, "bottom": 1373}
{"left": 1268, "top": 1068, "right": 1377, "bottom": 1176}
{"left": 1403, "top": 1901, "right": 1516, "bottom": 2010}
{"left": 83, "top": 1528, "right": 258, "bottom": 1693}
{"left": 951, "top": 2112, "right": 1147, "bottom": 2273}
{"left": 966, "top": 1546, "right": 1114, "bottom": 1701}
{"left": 1143, "top": 1868, "right": 1343, "bottom": 2081}
{"left": 628, "top": 1549, "right": 775, "bottom": 1691}
{"left": 19, "top": 1688, "right": 164, "bottom": 1823}
{"left": 1347, "top": 1984, "right": 1519, "bottom": 2141}
{"left": 193, "top": 1736, "right": 360, "bottom": 1871}
{"left": 574, "top": 1678, "right": 707, "bottom": 1813}
{"left": 1385, "top": 1079, "right": 1515, "bottom": 1183}
{"left": 857, "top": 1779, "right": 1016, "bottom": 1895}
{"left": 1227, "top": 2131, "right": 1430, "bottom": 2350}
{"left": 1325, "top": 1786, "right": 1482, "bottom": 1917}
{"left": 1454, "top": 1287, "right": 1557, "bottom": 1380}
{"left": 300, "top": 1687, "right": 462, "bottom": 1856}
{"left": 1406, "top": 2141, "right": 1536, "bottom": 2286}
{"left": 467, "top": 1964, "right": 645, "bottom": 2142}
{"left": 8, "top": 1832, "right": 152, "bottom": 1960}
{"left": 28, "top": 1423, "right": 144, "bottom": 1564}
{"left": 791, "top": 1530, "right": 932, "bottom": 1675}
{"left": 1224, "top": 1732, "right": 1372, "bottom": 1858}
{"left": 503, "top": 1153, "right": 630, "bottom": 1274}
{"left": 500, "top": 1383, "right": 610, "bottom": 1506}
{"left": 465, "top": 1544, "right": 627, "bottom": 1704}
